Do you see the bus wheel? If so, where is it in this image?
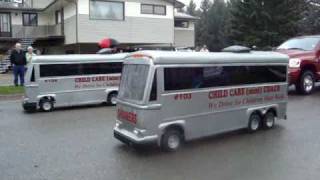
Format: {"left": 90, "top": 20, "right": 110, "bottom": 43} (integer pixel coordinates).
{"left": 248, "top": 113, "right": 261, "bottom": 133}
{"left": 108, "top": 92, "right": 118, "bottom": 105}
{"left": 40, "top": 98, "right": 54, "bottom": 112}
{"left": 161, "top": 129, "right": 183, "bottom": 152}
{"left": 262, "top": 111, "right": 275, "bottom": 129}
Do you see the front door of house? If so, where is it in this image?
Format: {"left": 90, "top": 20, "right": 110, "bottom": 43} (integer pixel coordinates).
{"left": 0, "top": 13, "right": 11, "bottom": 37}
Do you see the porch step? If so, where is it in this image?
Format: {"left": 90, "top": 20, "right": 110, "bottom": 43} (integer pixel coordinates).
{"left": 19, "top": 38, "right": 34, "bottom": 50}
{"left": 0, "top": 56, "right": 11, "bottom": 74}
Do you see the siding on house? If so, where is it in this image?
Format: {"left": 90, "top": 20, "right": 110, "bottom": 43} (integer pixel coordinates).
{"left": 174, "top": 29, "right": 194, "bottom": 47}
{"left": 174, "top": 21, "right": 195, "bottom": 47}
{"left": 76, "top": 15, "right": 174, "bottom": 44}
{"left": 64, "top": 16, "right": 77, "bottom": 44}
{"left": 69, "top": 0, "right": 174, "bottom": 45}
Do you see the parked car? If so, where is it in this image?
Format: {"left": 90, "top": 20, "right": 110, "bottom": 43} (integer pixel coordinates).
{"left": 276, "top": 35, "right": 320, "bottom": 94}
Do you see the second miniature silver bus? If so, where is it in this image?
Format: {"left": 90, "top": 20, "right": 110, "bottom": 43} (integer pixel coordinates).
{"left": 23, "top": 53, "right": 127, "bottom": 112}
{"left": 114, "top": 50, "right": 289, "bottom": 151}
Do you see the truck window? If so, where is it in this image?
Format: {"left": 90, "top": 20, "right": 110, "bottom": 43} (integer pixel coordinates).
{"left": 81, "top": 62, "right": 122, "bottom": 74}
{"left": 164, "top": 65, "right": 287, "bottom": 91}
{"left": 149, "top": 71, "right": 157, "bottom": 101}
{"left": 40, "top": 64, "right": 82, "bottom": 77}
{"left": 40, "top": 62, "right": 122, "bottom": 77}
{"left": 118, "top": 64, "right": 149, "bottom": 102}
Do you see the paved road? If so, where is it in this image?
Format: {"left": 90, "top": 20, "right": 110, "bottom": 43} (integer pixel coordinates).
{"left": 1, "top": 90, "right": 320, "bottom": 180}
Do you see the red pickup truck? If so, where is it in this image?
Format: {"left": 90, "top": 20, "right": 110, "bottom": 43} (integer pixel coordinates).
{"left": 276, "top": 35, "right": 320, "bottom": 94}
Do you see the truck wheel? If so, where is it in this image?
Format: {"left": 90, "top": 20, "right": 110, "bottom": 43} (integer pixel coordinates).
{"left": 248, "top": 113, "right": 261, "bottom": 133}
{"left": 39, "top": 99, "right": 54, "bottom": 112}
{"left": 296, "top": 70, "right": 315, "bottom": 95}
{"left": 161, "top": 129, "right": 183, "bottom": 152}
{"left": 262, "top": 111, "right": 275, "bottom": 129}
{"left": 108, "top": 92, "right": 118, "bottom": 105}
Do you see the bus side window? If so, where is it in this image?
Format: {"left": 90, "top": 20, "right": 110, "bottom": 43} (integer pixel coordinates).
{"left": 149, "top": 71, "right": 157, "bottom": 101}
{"left": 30, "top": 67, "right": 35, "bottom": 82}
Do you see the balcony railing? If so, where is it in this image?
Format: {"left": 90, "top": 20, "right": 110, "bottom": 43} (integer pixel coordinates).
{"left": 0, "top": 0, "right": 55, "bottom": 9}
{"left": 0, "top": 0, "right": 31, "bottom": 8}
{"left": 13, "top": 24, "right": 63, "bottom": 38}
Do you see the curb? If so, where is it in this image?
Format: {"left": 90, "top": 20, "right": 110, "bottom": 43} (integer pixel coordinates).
{"left": 0, "top": 94, "right": 23, "bottom": 101}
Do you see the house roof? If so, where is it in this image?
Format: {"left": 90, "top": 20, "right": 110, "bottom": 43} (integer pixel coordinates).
{"left": 174, "top": 12, "right": 199, "bottom": 20}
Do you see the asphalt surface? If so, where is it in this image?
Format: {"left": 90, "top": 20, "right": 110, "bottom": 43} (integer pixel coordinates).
{"left": 1, "top": 89, "right": 320, "bottom": 180}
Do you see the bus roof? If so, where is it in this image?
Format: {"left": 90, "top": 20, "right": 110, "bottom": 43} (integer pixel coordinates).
{"left": 32, "top": 53, "right": 128, "bottom": 64}
{"left": 126, "top": 51, "right": 289, "bottom": 65}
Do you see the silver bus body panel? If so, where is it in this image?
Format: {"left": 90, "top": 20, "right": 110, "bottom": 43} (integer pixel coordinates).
{"left": 23, "top": 53, "right": 128, "bottom": 110}
{"left": 114, "top": 51, "right": 289, "bottom": 146}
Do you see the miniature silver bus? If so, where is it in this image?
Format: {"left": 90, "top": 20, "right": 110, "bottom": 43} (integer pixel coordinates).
{"left": 114, "top": 50, "right": 289, "bottom": 151}
{"left": 23, "top": 53, "right": 127, "bottom": 112}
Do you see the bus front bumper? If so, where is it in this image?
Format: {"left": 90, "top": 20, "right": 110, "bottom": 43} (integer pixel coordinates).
{"left": 113, "top": 126, "right": 158, "bottom": 146}
{"left": 22, "top": 98, "right": 37, "bottom": 110}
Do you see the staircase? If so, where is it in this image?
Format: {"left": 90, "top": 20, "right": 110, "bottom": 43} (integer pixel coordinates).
{"left": 0, "top": 55, "right": 11, "bottom": 74}
{"left": 0, "top": 38, "right": 34, "bottom": 73}
{"left": 20, "top": 38, "right": 34, "bottom": 50}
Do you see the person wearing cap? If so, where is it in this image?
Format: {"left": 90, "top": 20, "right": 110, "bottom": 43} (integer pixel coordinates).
{"left": 26, "top": 46, "right": 36, "bottom": 65}
{"left": 10, "top": 43, "right": 27, "bottom": 86}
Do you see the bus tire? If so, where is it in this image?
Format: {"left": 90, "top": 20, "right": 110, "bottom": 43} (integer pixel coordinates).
{"left": 248, "top": 113, "right": 261, "bottom": 133}
{"left": 262, "top": 111, "right": 276, "bottom": 129}
{"left": 296, "top": 70, "right": 315, "bottom": 95}
{"left": 108, "top": 92, "right": 118, "bottom": 105}
{"left": 39, "top": 98, "right": 54, "bottom": 112}
{"left": 161, "top": 128, "right": 183, "bottom": 152}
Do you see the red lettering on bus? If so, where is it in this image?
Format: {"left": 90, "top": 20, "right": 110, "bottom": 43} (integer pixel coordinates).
{"left": 208, "top": 90, "right": 228, "bottom": 99}
{"left": 117, "top": 109, "right": 137, "bottom": 124}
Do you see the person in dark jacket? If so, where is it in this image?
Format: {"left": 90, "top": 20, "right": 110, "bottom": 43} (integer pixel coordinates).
{"left": 10, "top": 43, "right": 27, "bottom": 86}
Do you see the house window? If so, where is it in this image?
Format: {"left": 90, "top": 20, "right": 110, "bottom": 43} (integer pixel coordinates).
{"left": 141, "top": 4, "right": 166, "bottom": 15}
{"left": 175, "top": 20, "right": 189, "bottom": 28}
{"left": 55, "top": 10, "right": 61, "bottom": 24}
{"left": 22, "top": 13, "right": 37, "bottom": 26}
{"left": 90, "top": 0, "right": 124, "bottom": 20}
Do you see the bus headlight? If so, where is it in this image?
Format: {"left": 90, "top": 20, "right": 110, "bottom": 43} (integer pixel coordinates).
{"left": 133, "top": 128, "right": 146, "bottom": 136}
{"left": 115, "top": 120, "right": 122, "bottom": 128}
{"left": 289, "top": 58, "right": 301, "bottom": 68}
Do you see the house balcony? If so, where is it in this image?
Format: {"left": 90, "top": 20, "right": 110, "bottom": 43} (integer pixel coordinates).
{"left": 0, "top": 24, "right": 64, "bottom": 53}
{"left": 12, "top": 24, "right": 63, "bottom": 39}
{"left": 0, "top": 0, "right": 55, "bottom": 10}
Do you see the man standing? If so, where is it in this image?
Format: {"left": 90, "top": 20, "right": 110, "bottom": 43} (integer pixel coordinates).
{"left": 10, "top": 43, "right": 27, "bottom": 86}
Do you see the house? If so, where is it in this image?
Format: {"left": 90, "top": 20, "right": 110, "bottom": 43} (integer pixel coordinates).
{"left": 0, "top": 0, "right": 197, "bottom": 54}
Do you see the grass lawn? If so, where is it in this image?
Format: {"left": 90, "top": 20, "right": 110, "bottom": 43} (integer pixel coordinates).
{"left": 0, "top": 86, "right": 24, "bottom": 95}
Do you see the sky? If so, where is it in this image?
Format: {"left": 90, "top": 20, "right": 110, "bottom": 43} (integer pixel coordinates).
{"left": 180, "top": 0, "right": 202, "bottom": 8}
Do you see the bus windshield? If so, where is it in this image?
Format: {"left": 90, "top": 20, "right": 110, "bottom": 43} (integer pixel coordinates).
{"left": 118, "top": 64, "right": 150, "bottom": 102}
